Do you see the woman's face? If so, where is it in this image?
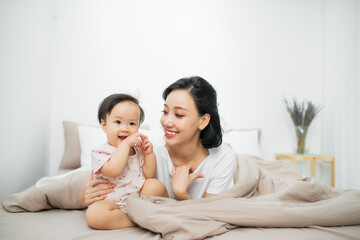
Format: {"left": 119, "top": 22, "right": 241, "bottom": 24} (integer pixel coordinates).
{"left": 160, "top": 89, "right": 204, "bottom": 147}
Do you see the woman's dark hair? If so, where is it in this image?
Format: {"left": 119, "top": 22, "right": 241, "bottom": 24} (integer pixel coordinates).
{"left": 98, "top": 93, "right": 145, "bottom": 124}
{"left": 162, "top": 76, "right": 222, "bottom": 148}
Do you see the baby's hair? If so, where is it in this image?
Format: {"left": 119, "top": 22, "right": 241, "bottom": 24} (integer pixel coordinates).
{"left": 98, "top": 93, "right": 145, "bottom": 124}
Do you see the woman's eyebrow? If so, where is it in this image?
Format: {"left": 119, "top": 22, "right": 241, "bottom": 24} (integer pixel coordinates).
{"left": 163, "top": 104, "right": 189, "bottom": 111}
{"left": 174, "top": 106, "right": 189, "bottom": 111}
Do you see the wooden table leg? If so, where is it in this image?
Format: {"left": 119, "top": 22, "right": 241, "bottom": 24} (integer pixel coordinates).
{"left": 331, "top": 158, "right": 335, "bottom": 187}
{"left": 311, "top": 160, "right": 316, "bottom": 178}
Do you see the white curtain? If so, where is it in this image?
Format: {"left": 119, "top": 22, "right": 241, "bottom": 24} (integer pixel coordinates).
{"left": 322, "top": 0, "right": 360, "bottom": 189}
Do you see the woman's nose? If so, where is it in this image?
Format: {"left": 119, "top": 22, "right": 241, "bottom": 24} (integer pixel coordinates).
{"left": 161, "top": 115, "right": 174, "bottom": 127}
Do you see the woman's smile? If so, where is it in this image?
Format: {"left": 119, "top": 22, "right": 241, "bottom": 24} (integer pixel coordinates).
{"left": 165, "top": 129, "right": 178, "bottom": 138}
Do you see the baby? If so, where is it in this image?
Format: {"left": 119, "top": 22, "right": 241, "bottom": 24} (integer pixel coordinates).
{"left": 85, "top": 93, "right": 167, "bottom": 230}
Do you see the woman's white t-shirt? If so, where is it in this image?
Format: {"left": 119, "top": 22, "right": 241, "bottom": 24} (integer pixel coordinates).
{"left": 154, "top": 143, "right": 236, "bottom": 199}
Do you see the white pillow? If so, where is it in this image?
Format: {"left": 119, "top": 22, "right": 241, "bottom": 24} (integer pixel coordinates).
{"left": 78, "top": 125, "right": 107, "bottom": 169}
{"left": 78, "top": 124, "right": 262, "bottom": 167}
{"left": 223, "top": 129, "right": 263, "bottom": 159}
{"left": 78, "top": 125, "right": 165, "bottom": 168}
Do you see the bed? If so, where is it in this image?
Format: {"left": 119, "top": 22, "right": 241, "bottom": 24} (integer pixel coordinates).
{"left": 1, "top": 121, "right": 360, "bottom": 240}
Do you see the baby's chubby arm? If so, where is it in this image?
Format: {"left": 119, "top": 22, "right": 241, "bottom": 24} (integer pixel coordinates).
{"left": 141, "top": 135, "right": 157, "bottom": 179}
{"left": 100, "top": 132, "right": 144, "bottom": 178}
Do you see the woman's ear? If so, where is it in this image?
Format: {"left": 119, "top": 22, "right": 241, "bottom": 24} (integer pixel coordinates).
{"left": 199, "top": 113, "right": 210, "bottom": 131}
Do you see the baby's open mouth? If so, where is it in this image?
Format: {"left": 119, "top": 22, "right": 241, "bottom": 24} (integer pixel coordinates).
{"left": 119, "top": 136, "right": 127, "bottom": 141}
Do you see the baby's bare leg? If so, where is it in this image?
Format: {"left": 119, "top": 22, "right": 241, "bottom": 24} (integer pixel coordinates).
{"left": 140, "top": 178, "right": 169, "bottom": 197}
{"left": 86, "top": 200, "right": 135, "bottom": 230}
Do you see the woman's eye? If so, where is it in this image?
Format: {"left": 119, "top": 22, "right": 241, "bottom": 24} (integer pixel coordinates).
{"left": 175, "top": 114, "right": 184, "bottom": 118}
{"left": 162, "top": 110, "right": 168, "bottom": 115}
{"left": 115, "top": 120, "right": 121, "bottom": 124}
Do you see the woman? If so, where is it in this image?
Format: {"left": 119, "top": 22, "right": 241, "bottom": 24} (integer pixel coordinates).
{"left": 78, "top": 76, "right": 236, "bottom": 205}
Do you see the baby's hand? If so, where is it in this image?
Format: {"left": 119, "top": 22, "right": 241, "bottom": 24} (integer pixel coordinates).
{"left": 140, "top": 135, "right": 153, "bottom": 155}
{"left": 122, "top": 132, "right": 143, "bottom": 148}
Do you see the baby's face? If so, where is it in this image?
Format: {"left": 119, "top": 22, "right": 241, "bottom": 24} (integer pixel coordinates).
{"left": 101, "top": 101, "right": 140, "bottom": 147}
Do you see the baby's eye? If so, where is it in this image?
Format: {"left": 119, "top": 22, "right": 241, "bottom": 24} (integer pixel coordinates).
{"left": 130, "top": 122, "right": 136, "bottom": 126}
{"left": 115, "top": 120, "right": 121, "bottom": 124}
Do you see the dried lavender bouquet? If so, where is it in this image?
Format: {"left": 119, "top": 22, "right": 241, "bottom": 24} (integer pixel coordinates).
{"left": 283, "top": 97, "right": 322, "bottom": 154}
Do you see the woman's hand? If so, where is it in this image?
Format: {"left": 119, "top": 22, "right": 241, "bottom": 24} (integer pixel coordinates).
{"left": 77, "top": 171, "right": 115, "bottom": 207}
{"left": 171, "top": 165, "right": 204, "bottom": 200}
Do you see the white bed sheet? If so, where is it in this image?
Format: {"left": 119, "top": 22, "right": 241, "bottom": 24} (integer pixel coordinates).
{"left": 1, "top": 206, "right": 359, "bottom": 240}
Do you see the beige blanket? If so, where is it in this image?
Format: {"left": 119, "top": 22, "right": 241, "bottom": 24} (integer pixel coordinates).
{"left": 126, "top": 154, "right": 360, "bottom": 240}
{"left": 2, "top": 154, "right": 360, "bottom": 240}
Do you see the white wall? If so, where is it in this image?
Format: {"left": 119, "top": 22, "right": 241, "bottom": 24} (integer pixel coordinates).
{"left": 358, "top": 0, "right": 360, "bottom": 190}
{"left": 322, "top": 0, "right": 360, "bottom": 189}
{"left": 0, "top": 0, "right": 54, "bottom": 199}
{"left": 48, "top": 0, "right": 325, "bottom": 173}
{"left": 1, "top": 0, "right": 359, "bottom": 200}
